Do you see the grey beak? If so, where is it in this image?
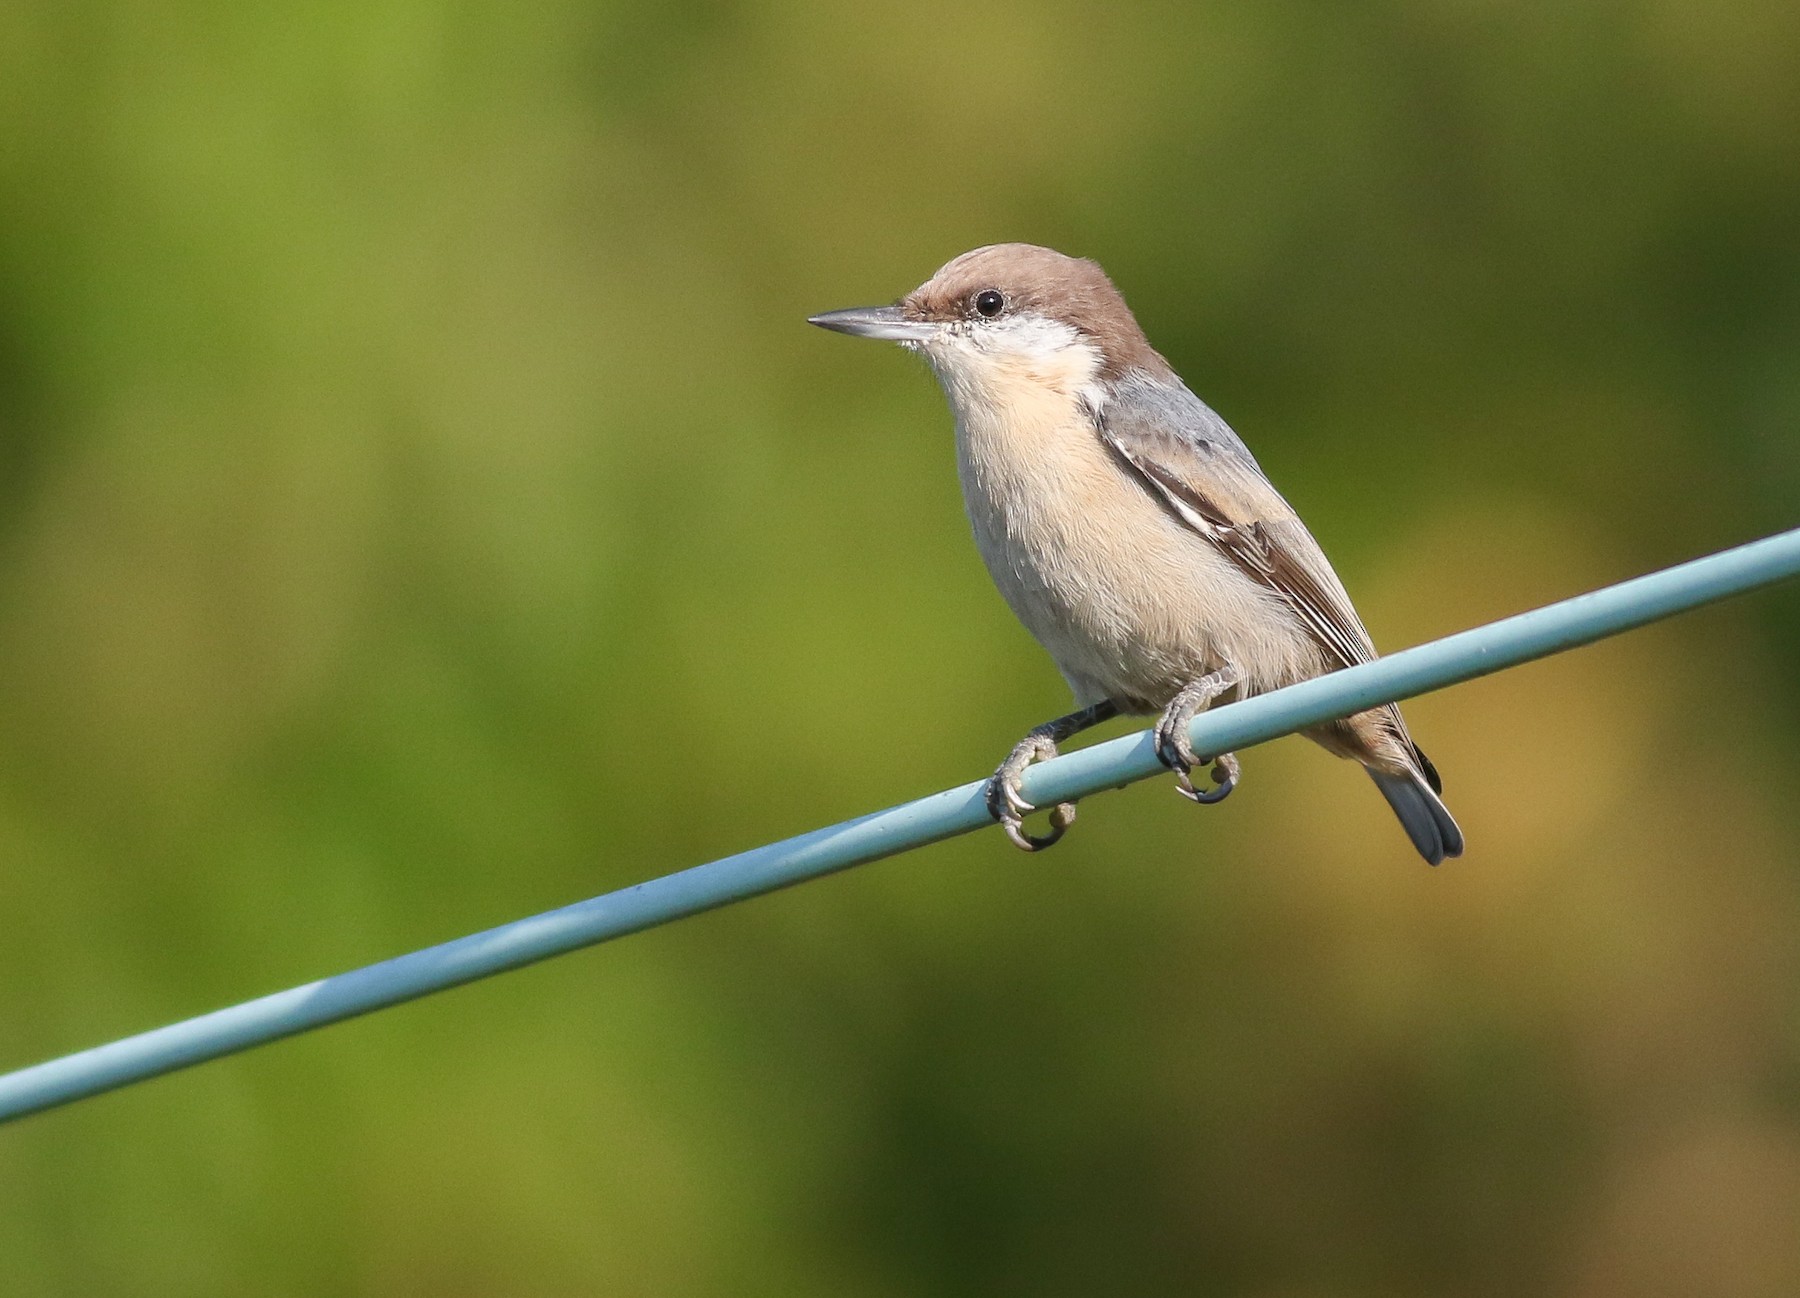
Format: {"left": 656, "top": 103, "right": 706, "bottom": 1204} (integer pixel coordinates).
{"left": 807, "top": 305, "right": 938, "bottom": 343}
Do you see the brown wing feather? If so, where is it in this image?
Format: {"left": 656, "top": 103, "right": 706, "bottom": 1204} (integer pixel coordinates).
{"left": 1096, "top": 418, "right": 1376, "bottom": 672}
{"left": 1095, "top": 393, "right": 1428, "bottom": 770}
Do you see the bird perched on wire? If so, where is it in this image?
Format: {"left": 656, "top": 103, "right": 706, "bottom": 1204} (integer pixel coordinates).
{"left": 809, "top": 243, "right": 1463, "bottom": 864}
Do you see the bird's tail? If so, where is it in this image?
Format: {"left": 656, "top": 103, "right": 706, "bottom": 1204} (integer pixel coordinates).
{"left": 1367, "top": 755, "right": 1464, "bottom": 866}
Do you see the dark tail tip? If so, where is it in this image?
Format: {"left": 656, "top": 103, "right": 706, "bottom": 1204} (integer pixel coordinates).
{"left": 1368, "top": 767, "right": 1465, "bottom": 865}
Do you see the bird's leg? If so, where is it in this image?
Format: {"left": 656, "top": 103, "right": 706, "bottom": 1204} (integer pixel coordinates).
{"left": 986, "top": 700, "right": 1120, "bottom": 852}
{"left": 1153, "top": 665, "right": 1245, "bottom": 805}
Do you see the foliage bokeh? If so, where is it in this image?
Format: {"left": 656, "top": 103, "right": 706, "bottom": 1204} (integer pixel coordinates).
{"left": 2, "top": 3, "right": 1799, "bottom": 1294}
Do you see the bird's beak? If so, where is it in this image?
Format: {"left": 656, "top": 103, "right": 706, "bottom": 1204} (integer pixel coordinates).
{"left": 807, "top": 305, "right": 938, "bottom": 343}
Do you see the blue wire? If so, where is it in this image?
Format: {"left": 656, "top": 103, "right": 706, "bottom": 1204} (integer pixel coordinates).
{"left": 3, "top": 526, "right": 1798, "bottom": 1124}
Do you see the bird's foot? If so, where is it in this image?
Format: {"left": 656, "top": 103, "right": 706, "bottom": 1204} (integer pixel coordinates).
{"left": 1153, "top": 668, "right": 1244, "bottom": 805}
{"left": 985, "top": 732, "right": 1078, "bottom": 852}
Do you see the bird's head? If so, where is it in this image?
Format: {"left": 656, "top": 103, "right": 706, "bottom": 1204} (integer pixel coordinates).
{"left": 810, "top": 243, "right": 1173, "bottom": 411}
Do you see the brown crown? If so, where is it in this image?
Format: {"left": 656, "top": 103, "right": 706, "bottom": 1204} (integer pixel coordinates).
{"left": 902, "top": 243, "right": 1174, "bottom": 380}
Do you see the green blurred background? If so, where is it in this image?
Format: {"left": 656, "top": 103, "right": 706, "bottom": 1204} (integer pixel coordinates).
{"left": 2, "top": 2, "right": 1799, "bottom": 1294}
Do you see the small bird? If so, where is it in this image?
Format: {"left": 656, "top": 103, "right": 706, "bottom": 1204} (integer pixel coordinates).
{"left": 809, "top": 244, "right": 1463, "bottom": 864}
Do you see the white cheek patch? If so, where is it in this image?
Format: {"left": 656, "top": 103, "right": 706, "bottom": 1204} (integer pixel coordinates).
{"left": 927, "top": 315, "right": 1102, "bottom": 407}
{"left": 972, "top": 315, "right": 1087, "bottom": 364}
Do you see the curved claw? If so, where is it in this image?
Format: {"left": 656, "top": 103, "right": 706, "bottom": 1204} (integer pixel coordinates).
{"left": 1152, "top": 667, "right": 1244, "bottom": 809}
{"left": 997, "top": 798, "right": 1077, "bottom": 852}
{"left": 1174, "top": 752, "right": 1239, "bottom": 805}
{"left": 985, "top": 735, "right": 1079, "bottom": 852}
{"left": 1001, "top": 780, "right": 1036, "bottom": 820}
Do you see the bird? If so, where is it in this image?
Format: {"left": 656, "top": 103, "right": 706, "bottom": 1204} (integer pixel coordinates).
{"left": 808, "top": 243, "right": 1463, "bottom": 864}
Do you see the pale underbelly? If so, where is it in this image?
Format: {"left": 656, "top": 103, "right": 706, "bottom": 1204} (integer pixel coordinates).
{"left": 966, "top": 480, "right": 1325, "bottom": 712}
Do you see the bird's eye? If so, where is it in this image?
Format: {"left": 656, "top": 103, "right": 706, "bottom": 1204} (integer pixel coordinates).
{"left": 973, "top": 289, "right": 1005, "bottom": 319}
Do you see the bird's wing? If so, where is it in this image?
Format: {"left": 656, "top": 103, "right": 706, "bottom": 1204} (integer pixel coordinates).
{"left": 1093, "top": 376, "right": 1378, "bottom": 673}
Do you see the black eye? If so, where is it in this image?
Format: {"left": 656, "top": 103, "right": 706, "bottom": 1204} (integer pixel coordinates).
{"left": 973, "top": 289, "right": 1005, "bottom": 318}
